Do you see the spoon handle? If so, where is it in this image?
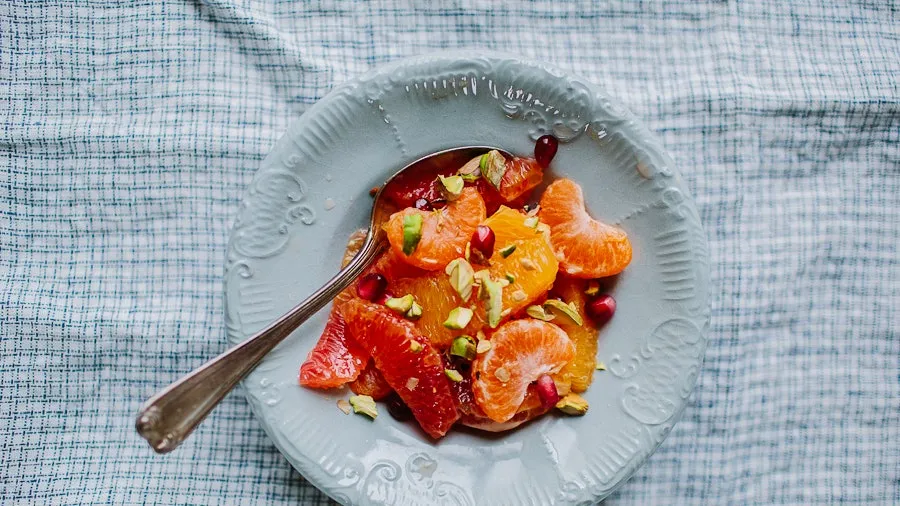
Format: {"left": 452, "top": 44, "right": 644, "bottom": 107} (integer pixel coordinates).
{"left": 136, "top": 232, "right": 387, "bottom": 453}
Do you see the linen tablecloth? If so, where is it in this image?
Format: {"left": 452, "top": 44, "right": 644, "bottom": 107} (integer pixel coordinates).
{"left": 2, "top": 1, "right": 898, "bottom": 504}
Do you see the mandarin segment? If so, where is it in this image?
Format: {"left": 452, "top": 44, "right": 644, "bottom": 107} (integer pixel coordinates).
{"left": 391, "top": 272, "right": 468, "bottom": 349}
{"left": 471, "top": 319, "right": 575, "bottom": 422}
{"left": 384, "top": 187, "right": 486, "bottom": 271}
{"left": 539, "top": 178, "right": 632, "bottom": 278}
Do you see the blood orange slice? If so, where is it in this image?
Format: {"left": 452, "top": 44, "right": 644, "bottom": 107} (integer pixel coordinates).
{"left": 342, "top": 298, "right": 460, "bottom": 438}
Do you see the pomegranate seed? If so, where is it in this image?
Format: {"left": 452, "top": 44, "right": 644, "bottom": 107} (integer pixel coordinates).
{"left": 535, "top": 374, "right": 559, "bottom": 411}
{"left": 534, "top": 135, "right": 558, "bottom": 168}
{"left": 586, "top": 294, "right": 616, "bottom": 325}
{"left": 357, "top": 273, "right": 387, "bottom": 302}
{"left": 386, "top": 393, "right": 413, "bottom": 421}
{"left": 414, "top": 198, "right": 431, "bottom": 210}
{"left": 470, "top": 225, "right": 496, "bottom": 259}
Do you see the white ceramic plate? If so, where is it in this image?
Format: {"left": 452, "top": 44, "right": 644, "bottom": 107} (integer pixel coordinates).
{"left": 224, "top": 51, "right": 710, "bottom": 506}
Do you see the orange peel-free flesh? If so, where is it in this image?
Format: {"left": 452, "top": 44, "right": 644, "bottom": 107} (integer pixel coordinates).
{"left": 539, "top": 178, "right": 632, "bottom": 278}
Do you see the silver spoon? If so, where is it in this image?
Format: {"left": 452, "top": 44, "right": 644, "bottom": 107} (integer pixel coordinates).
{"left": 136, "top": 145, "right": 510, "bottom": 453}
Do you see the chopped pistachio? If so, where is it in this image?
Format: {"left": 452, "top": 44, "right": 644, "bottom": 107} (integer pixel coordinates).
{"left": 526, "top": 304, "right": 556, "bottom": 321}
{"left": 498, "top": 244, "right": 516, "bottom": 258}
{"left": 443, "top": 307, "right": 474, "bottom": 329}
{"left": 450, "top": 335, "right": 477, "bottom": 361}
{"left": 526, "top": 205, "right": 541, "bottom": 217}
{"left": 476, "top": 338, "right": 492, "bottom": 354}
{"left": 500, "top": 308, "right": 512, "bottom": 318}
{"left": 481, "top": 277, "right": 503, "bottom": 328}
{"left": 437, "top": 175, "right": 464, "bottom": 200}
{"left": 464, "top": 241, "right": 471, "bottom": 261}
{"left": 406, "top": 301, "right": 423, "bottom": 320}
{"left": 555, "top": 393, "right": 589, "bottom": 416}
{"left": 445, "top": 369, "right": 464, "bottom": 382}
{"left": 409, "top": 340, "right": 424, "bottom": 353}
{"left": 406, "top": 377, "right": 419, "bottom": 390}
{"left": 543, "top": 299, "right": 584, "bottom": 326}
{"left": 523, "top": 216, "right": 539, "bottom": 229}
{"left": 349, "top": 395, "right": 378, "bottom": 419}
{"left": 474, "top": 269, "right": 491, "bottom": 282}
{"left": 385, "top": 294, "right": 414, "bottom": 314}
{"left": 447, "top": 258, "right": 475, "bottom": 300}
{"left": 494, "top": 367, "right": 511, "bottom": 383}
{"left": 336, "top": 399, "right": 352, "bottom": 415}
{"left": 519, "top": 257, "right": 537, "bottom": 271}
{"left": 498, "top": 278, "right": 511, "bottom": 288}
{"left": 595, "top": 361, "right": 607, "bottom": 371}
{"left": 584, "top": 280, "right": 601, "bottom": 297}
{"left": 505, "top": 273, "right": 516, "bottom": 283}
{"left": 402, "top": 213, "right": 423, "bottom": 255}
{"left": 511, "top": 290, "right": 527, "bottom": 303}
{"left": 457, "top": 155, "right": 482, "bottom": 182}
{"left": 476, "top": 330, "right": 487, "bottom": 341}
{"left": 479, "top": 150, "right": 507, "bottom": 190}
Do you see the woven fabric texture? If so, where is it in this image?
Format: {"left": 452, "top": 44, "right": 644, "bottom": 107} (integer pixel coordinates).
{"left": 1, "top": 1, "right": 898, "bottom": 504}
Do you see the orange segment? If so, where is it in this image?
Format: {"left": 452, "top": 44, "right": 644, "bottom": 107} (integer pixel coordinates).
{"left": 342, "top": 298, "right": 460, "bottom": 438}
{"left": 552, "top": 276, "right": 600, "bottom": 392}
{"left": 472, "top": 319, "right": 575, "bottom": 422}
{"left": 391, "top": 271, "right": 466, "bottom": 349}
{"left": 384, "top": 187, "right": 486, "bottom": 271}
{"left": 483, "top": 206, "right": 559, "bottom": 316}
{"left": 349, "top": 359, "right": 393, "bottom": 400}
{"left": 539, "top": 178, "right": 632, "bottom": 278}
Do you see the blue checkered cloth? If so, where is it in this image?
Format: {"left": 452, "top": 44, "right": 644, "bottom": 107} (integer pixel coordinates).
{"left": 2, "top": 1, "right": 898, "bottom": 504}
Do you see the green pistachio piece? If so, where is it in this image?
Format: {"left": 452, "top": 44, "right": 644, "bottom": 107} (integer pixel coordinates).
{"left": 437, "top": 175, "right": 464, "bottom": 200}
{"left": 406, "top": 301, "right": 423, "bottom": 320}
{"left": 443, "top": 307, "right": 474, "bottom": 329}
{"left": 447, "top": 258, "right": 475, "bottom": 300}
{"left": 595, "top": 361, "right": 607, "bottom": 371}
{"left": 457, "top": 155, "right": 482, "bottom": 182}
{"left": 526, "top": 304, "right": 556, "bottom": 321}
{"left": 385, "top": 294, "right": 415, "bottom": 314}
{"left": 523, "top": 216, "right": 539, "bottom": 229}
{"left": 479, "top": 150, "right": 507, "bottom": 190}
{"left": 505, "top": 273, "right": 516, "bottom": 283}
{"left": 445, "top": 369, "right": 464, "bottom": 382}
{"left": 543, "top": 299, "right": 584, "bottom": 326}
{"left": 409, "top": 340, "right": 424, "bottom": 353}
{"left": 476, "top": 338, "right": 492, "bottom": 354}
{"left": 584, "top": 280, "right": 601, "bottom": 296}
{"left": 498, "top": 244, "right": 516, "bottom": 258}
{"left": 555, "top": 393, "right": 589, "bottom": 416}
{"left": 349, "top": 395, "right": 378, "bottom": 419}
{"left": 402, "top": 213, "right": 423, "bottom": 255}
{"left": 481, "top": 277, "right": 503, "bottom": 328}
{"left": 450, "top": 335, "right": 477, "bottom": 361}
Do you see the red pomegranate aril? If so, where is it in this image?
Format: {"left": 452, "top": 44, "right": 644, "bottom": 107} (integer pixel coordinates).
{"left": 587, "top": 294, "right": 616, "bottom": 325}
{"left": 534, "top": 135, "right": 559, "bottom": 168}
{"left": 414, "top": 198, "right": 431, "bottom": 210}
{"left": 471, "top": 225, "right": 496, "bottom": 259}
{"left": 357, "top": 273, "right": 387, "bottom": 302}
{"left": 535, "top": 374, "right": 560, "bottom": 410}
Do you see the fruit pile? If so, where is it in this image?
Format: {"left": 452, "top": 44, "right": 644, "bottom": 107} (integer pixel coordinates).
{"left": 299, "top": 136, "right": 632, "bottom": 438}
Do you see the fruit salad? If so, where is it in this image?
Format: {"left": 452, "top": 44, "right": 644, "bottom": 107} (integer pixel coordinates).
{"left": 299, "top": 136, "right": 632, "bottom": 439}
